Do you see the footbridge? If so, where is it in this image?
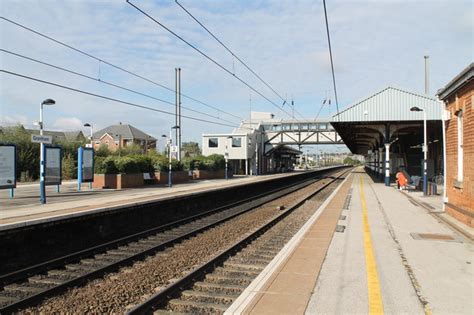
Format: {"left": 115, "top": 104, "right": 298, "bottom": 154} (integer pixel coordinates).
{"left": 259, "top": 119, "right": 343, "bottom": 154}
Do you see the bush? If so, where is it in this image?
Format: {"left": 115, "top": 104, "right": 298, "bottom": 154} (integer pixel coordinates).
{"left": 94, "top": 156, "right": 119, "bottom": 174}
{"left": 206, "top": 154, "right": 225, "bottom": 170}
{"left": 150, "top": 154, "right": 184, "bottom": 172}
{"left": 95, "top": 145, "right": 110, "bottom": 157}
{"left": 114, "top": 143, "right": 144, "bottom": 156}
{"left": 62, "top": 154, "right": 76, "bottom": 180}
{"left": 114, "top": 156, "right": 140, "bottom": 174}
{"left": 191, "top": 154, "right": 225, "bottom": 171}
{"left": 94, "top": 155, "right": 154, "bottom": 174}
{"left": 181, "top": 156, "right": 195, "bottom": 171}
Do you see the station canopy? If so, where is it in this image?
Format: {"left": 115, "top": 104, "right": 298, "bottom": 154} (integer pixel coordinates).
{"left": 331, "top": 87, "right": 442, "bottom": 154}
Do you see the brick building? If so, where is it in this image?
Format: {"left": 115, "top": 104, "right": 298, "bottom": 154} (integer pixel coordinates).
{"left": 437, "top": 63, "right": 473, "bottom": 227}
{"left": 92, "top": 123, "right": 156, "bottom": 153}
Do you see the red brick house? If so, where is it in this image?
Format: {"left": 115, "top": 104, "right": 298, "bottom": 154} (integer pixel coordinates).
{"left": 437, "top": 63, "right": 473, "bottom": 227}
{"left": 93, "top": 123, "right": 156, "bottom": 153}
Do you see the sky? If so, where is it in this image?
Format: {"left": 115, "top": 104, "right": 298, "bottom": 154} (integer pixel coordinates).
{"left": 1, "top": 0, "right": 473, "bottom": 153}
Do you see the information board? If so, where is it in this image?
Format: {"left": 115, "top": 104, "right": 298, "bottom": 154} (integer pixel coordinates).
{"left": 45, "top": 146, "right": 62, "bottom": 185}
{"left": 82, "top": 148, "right": 94, "bottom": 182}
{"left": 0, "top": 145, "right": 16, "bottom": 189}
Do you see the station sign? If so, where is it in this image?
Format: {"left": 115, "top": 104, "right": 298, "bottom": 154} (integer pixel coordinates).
{"left": 44, "top": 146, "right": 62, "bottom": 185}
{"left": 0, "top": 144, "right": 16, "bottom": 189}
{"left": 31, "top": 134, "right": 53, "bottom": 144}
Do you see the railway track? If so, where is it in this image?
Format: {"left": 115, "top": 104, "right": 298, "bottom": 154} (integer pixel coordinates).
{"left": 0, "top": 168, "right": 345, "bottom": 314}
{"left": 127, "top": 168, "right": 350, "bottom": 314}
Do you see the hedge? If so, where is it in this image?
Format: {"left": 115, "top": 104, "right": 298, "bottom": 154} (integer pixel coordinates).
{"left": 93, "top": 154, "right": 226, "bottom": 174}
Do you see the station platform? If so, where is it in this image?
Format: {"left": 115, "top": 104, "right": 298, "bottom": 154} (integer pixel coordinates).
{"left": 0, "top": 172, "right": 299, "bottom": 229}
{"left": 227, "top": 168, "right": 473, "bottom": 315}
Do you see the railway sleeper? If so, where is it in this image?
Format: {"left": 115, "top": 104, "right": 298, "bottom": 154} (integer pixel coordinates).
{"left": 192, "top": 281, "right": 245, "bottom": 294}
{"left": 2, "top": 283, "right": 46, "bottom": 294}
{"left": 0, "top": 295, "right": 20, "bottom": 306}
{"left": 203, "top": 274, "right": 253, "bottom": 286}
{"left": 65, "top": 263, "right": 95, "bottom": 272}
{"left": 245, "top": 252, "right": 277, "bottom": 260}
{"left": 28, "top": 275, "right": 64, "bottom": 286}
{"left": 167, "top": 298, "right": 228, "bottom": 314}
{"left": 47, "top": 269, "right": 84, "bottom": 279}
{"left": 222, "top": 262, "right": 265, "bottom": 271}
{"left": 106, "top": 249, "right": 137, "bottom": 257}
{"left": 213, "top": 267, "right": 261, "bottom": 278}
{"left": 79, "top": 258, "right": 110, "bottom": 267}
{"left": 229, "top": 257, "right": 270, "bottom": 266}
{"left": 179, "top": 289, "right": 238, "bottom": 304}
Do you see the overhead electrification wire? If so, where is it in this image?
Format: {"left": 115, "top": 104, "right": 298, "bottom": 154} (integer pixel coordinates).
{"left": 0, "top": 69, "right": 239, "bottom": 128}
{"left": 174, "top": 0, "right": 307, "bottom": 121}
{"left": 0, "top": 16, "right": 242, "bottom": 122}
{"left": 1, "top": 49, "right": 237, "bottom": 125}
{"left": 322, "top": 0, "right": 340, "bottom": 119}
{"left": 175, "top": 1, "right": 307, "bottom": 122}
{"left": 126, "top": 0, "right": 296, "bottom": 120}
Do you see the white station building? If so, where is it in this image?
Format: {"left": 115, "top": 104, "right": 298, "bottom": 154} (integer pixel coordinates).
{"left": 202, "top": 112, "right": 338, "bottom": 175}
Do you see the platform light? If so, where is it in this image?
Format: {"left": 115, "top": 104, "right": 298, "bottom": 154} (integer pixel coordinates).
{"left": 83, "top": 123, "right": 93, "bottom": 145}
{"left": 39, "top": 98, "right": 56, "bottom": 204}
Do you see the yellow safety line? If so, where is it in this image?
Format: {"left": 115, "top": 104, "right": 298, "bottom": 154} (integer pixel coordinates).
{"left": 360, "top": 176, "right": 384, "bottom": 314}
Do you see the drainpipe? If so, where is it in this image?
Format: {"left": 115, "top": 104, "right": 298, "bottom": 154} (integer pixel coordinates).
{"left": 440, "top": 98, "right": 448, "bottom": 211}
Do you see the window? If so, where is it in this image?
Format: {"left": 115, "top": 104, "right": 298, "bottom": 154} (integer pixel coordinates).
{"left": 457, "top": 110, "right": 463, "bottom": 182}
{"left": 232, "top": 137, "right": 242, "bottom": 148}
{"left": 319, "top": 123, "right": 327, "bottom": 130}
{"left": 208, "top": 138, "right": 218, "bottom": 148}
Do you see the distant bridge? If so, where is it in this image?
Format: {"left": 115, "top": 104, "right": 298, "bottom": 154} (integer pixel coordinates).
{"left": 259, "top": 119, "right": 343, "bottom": 154}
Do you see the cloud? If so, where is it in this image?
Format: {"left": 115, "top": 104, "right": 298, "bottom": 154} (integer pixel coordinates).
{"left": 0, "top": 114, "right": 28, "bottom": 126}
{"left": 53, "top": 117, "right": 83, "bottom": 131}
{"left": 1, "top": 0, "right": 472, "bottom": 143}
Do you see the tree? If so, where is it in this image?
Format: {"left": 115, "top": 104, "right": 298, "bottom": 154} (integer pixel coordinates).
{"left": 182, "top": 142, "right": 201, "bottom": 157}
{"left": 0, "top": 125, "right": 40, "bottom": 180}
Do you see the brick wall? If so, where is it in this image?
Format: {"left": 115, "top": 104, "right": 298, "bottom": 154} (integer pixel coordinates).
{"left": 444, "top": 80, "right": 474, "bottom": 227}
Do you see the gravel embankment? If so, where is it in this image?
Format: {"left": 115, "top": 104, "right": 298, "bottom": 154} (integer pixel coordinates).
{"left": 24, "top": 174, "right": 339, "bottom": 313}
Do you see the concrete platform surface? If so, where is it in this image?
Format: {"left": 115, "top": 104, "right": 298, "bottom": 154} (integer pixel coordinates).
{"left": 0, "top": 172, "right": 299, "bottom": 228}
{"left": 228, "top": 168, "right": 473, "bottom": 315}
{"left": 308, "top": 171, "right": 473, "bottom": 315}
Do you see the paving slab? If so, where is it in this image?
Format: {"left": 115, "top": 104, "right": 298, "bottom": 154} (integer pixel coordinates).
{"left": 307, "top": 170, "right": 473, "bottom": 315}
{"left": 225, "top": 170, "right": 353, "bottom": 315}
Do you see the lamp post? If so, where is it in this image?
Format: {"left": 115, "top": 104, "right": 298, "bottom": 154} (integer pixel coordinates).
{"left": 83, "top": 123, "right": 93, "bottom": 147}
{"left": 411, "top": 106, "right": 428, "bottom": 195}
{"left": 39, "top": 98, "right": 55, "bottom": 204}
{"left": 169, "top": 126, "right": 179, "bottom": 187}
{"left": 161, "top": 134, "right": 167, "bottom": 155}
{"left": 225, "top": 136, "right": 232, "bottom": 180}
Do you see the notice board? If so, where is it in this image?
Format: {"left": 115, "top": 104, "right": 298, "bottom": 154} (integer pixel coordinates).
{"left": 45, "top": 146, "right": 62, "bottom": 185}
{"left": 0, "top": 144, "right": 16, "bottom": 189}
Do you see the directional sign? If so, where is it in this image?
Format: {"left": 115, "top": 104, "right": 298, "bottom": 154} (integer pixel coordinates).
{"left": 31, "top": 134, "right": 53, "bottom": 144}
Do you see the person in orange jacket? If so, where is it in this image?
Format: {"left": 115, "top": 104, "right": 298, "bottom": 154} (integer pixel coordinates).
{"left": 396, "top": 167, "right": 408, "bottom": 190}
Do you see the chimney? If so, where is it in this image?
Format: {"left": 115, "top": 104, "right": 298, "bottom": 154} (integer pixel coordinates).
{"left": 424, "top": 56, "right": 429, "bottom": 95}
